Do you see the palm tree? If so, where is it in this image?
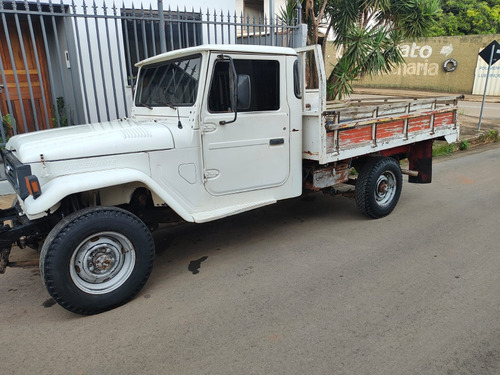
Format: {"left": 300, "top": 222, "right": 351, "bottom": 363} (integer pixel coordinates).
{"left": 327, "top": 0, "right": 441, "bottom": 99}
{"left": 280, "top": 0, "right": 441, "bottom": 99}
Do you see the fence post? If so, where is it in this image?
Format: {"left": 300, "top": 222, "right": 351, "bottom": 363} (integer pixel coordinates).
{"left": 296, "top": 0, "right": 301, "bottom": 24}
{"left": 293, "top": 25, "right": 307, "bottom": 48}
{"left": 292, "top": 0, "right": 306, "bottom": 48}
{"left": 269, "top": 0, "right": 274, "bottom": 46}
{"left": 158, "top": 0, "right": 167, "bottom": 53}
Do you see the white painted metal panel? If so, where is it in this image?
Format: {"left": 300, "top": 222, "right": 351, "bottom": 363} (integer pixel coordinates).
{"left": 472, "top": 52, "right": 500, "bottom": 96}
{"left": 201, "top": 52, "right": 291, "bottom": 196}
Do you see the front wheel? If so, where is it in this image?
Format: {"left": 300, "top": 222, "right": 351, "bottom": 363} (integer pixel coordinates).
{"left": 355, "top": 157, "right": 403, "bottom": 219}
{"left": 40, "top": 207, "right": 155, "bottom": 315}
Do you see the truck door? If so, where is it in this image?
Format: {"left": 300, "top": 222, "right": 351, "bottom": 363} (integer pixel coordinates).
{"left": 201, "top": 53, "right": 290, "bottom": 195}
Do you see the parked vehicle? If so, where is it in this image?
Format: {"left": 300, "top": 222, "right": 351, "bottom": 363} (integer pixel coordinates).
{"left": 0, "top": 45, "right": 459, "bottom": 314}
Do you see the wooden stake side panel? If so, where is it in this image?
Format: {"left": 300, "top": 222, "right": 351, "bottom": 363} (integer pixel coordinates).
{"left": 433, "top": 112, "right": 456, "bottom": 128}
{"left": 407, "top": 116, "right": 431, "bottom": 133}
{"left": 323, "top": 110, "right": 457, "bottom": 161}
{"left": 377, "top": 120, "right": 405, "bottom": 139}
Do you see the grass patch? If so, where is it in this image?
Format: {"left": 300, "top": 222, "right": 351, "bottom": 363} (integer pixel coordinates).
{"left": 488, "top": 129, "right": 499, "bottom": 142}
{"left": 478, "top": 129, "right": 499, "bottom": 143}
{"left": 459, "top": 139, "right": 470, "bottom": 150}
{"left": 433, "top": 129, "right": 499, "bottom": 156}
{"left": 432, "top": 141, "right": 456, "bottom": 157}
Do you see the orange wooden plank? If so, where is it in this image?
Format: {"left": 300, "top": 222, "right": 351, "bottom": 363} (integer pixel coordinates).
{"left": 434, "top": 112, "right": 454, "bottom": 127}
{"left": 339, "top": 126, "right": 372, "bottom": 149}
{"left": 408, "top": 116, "right": 431, "bottom": 133}
{"left": 377, "top": 120, "right": 405, "bottom": 138}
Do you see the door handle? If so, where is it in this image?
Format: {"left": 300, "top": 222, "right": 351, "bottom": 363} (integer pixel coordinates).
{"left": 270, "top": 138, "right": 284, "bottom": 146}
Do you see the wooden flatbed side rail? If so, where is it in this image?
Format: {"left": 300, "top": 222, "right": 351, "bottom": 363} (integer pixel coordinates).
{"left": 322, "top": 104, "right": 459, "bottom": 157}
{"left": 325, "top": 95, "right": 463, "bottom": 114}
{"left": 324, "top": 107, "right": 458, "bottom": 132}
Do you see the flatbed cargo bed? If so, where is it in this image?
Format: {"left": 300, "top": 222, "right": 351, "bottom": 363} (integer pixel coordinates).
{"left": 297, "top": 47, "right": 460, "bottom": 165}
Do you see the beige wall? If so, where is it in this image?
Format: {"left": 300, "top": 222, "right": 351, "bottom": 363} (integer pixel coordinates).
{"left": 325, "top": 34, "right": 500, "bottom": 94}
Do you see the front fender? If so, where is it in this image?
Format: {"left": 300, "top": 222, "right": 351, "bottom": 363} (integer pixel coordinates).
{"left": 21, "top": 168, "right": 195, "bottom": 222}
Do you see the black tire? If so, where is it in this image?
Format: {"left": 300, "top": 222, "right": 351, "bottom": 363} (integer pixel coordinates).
{"left": 40, "top": 206, "right": 155, "bottom": 315}
{"left": 355, "top": 157, "right": 403, "bottom": 219}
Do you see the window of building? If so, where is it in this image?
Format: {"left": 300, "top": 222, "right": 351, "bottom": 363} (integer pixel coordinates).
{"left": 244, "top": 0, "right": 264, "bottom": 20}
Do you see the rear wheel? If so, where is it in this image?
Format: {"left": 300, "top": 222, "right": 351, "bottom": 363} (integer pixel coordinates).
{"left": 40, "top": 206, "right": 155, "bottom": 315}
{"left": 355, "top": 157, "right": 402, "bottom": 219}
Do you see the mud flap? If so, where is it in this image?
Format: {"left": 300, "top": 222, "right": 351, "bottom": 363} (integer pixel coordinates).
{"left": 408, "top": 139, "right": 433, "bottom": 184}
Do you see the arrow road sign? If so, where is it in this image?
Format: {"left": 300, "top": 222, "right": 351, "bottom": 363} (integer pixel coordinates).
{"left": 478, "top": 40, "right": 500, "bottom": 66}
{"left": 477, "top": 40, "right": 500, "bottom": 131}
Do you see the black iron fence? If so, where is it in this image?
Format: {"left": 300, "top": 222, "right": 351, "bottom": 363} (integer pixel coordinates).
{"left": 0, "top": 0, "right": 302, "bottom": 145}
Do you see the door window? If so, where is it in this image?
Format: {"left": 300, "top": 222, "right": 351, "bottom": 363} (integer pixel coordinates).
{"left": 208, "top": 59, "right": 279, "bottom": 113}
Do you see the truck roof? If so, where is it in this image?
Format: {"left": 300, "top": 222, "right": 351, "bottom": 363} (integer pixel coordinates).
{"left": 135, "top": 44, "right": 298, "bottom": 67}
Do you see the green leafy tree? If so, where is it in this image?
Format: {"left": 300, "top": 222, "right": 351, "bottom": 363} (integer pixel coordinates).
{"left": 326, "top": 0, "right": 441, "bottom": 99}
{"left": 429, "top": 0, "right": 500, "bottom": 36}
{"left": 279, "top": 0, "right": 441, "bottom": 99}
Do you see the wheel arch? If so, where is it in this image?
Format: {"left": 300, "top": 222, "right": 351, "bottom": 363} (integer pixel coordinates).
{"left": 21, "top": 169, "right": 195, "bottom": 222}
{"left": 352, "top": 152, "right": 403, "bottom": 173}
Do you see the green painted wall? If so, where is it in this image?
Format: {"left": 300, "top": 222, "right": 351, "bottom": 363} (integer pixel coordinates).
{"left": 324, "top": 34, "right": 500, "bottom": 94}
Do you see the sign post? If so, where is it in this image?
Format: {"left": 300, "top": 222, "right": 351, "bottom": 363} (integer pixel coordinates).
{"left": 478, "top": 40, "right": 500, "bottom": 131}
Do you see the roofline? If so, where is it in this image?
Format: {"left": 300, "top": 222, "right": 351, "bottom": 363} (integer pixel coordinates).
{"left": 135, "top": 44, "right": 298, "bottom": 67}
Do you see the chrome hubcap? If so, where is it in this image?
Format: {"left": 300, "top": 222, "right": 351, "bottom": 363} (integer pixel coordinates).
{"left": 70, "top": 232, "right": 136, "bottom": 295}
{"left": 374, "top": 171, "right": 397, "bottom": 207}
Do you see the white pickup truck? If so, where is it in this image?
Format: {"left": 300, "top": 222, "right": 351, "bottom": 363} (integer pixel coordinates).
{"left": 0, "top": 45, "right": 459, "bottom": 314}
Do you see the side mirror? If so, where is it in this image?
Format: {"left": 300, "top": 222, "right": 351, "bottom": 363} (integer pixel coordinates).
{"left": 237, "top": 74, "right": 251, "bottom": 110}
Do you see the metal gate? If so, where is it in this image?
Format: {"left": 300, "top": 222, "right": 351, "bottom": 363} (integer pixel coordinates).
{"left": 0, "top": 0, "right": 302, "bottom": 145}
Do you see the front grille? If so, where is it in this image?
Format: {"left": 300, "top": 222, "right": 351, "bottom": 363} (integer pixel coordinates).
{"left": 1, "top": 150, "right": 32, "bottom": 200}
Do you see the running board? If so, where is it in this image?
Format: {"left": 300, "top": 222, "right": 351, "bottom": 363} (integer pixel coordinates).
{"left": 192, "top": 199, "right": 277, "bottom": 223}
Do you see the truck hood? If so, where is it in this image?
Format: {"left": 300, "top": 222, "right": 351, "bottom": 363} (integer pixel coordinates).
{"left": 6, "top": 119, "right": 175, "bottom": 163}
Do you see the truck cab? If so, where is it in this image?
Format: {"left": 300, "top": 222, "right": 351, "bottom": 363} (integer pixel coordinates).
{"left": 132, "top": 45, "right": 305, "bottom": 222}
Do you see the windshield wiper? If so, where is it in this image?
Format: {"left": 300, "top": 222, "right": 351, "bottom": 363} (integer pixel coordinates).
{"left": 161, "top": 101, "right": 177, "bottom": 110}
{"left": 139, "top": 102, "right": 153, "bottom": 110}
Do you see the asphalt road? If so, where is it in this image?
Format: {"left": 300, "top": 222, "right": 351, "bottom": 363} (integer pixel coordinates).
{"left": 1, "top": 145, "right": 500, "bottom": 375}
{"left": 458, "top": 101, "right": 500, "bottom": 121}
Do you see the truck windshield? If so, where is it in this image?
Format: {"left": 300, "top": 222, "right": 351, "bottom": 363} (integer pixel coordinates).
{"left": 135, "top": 54, "right": 202, "bottom": 108}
